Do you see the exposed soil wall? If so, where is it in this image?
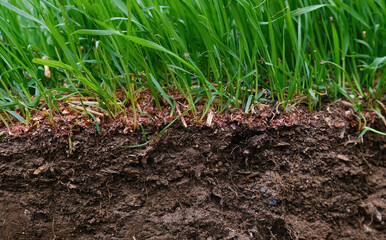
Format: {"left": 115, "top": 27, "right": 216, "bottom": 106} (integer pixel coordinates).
{"left": 0, "top": 106, "right": 385, "bottom": 239}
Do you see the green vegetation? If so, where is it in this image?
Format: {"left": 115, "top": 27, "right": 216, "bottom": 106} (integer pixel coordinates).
{"left": 0, "top": 0, "right": 385, "bottom": 127}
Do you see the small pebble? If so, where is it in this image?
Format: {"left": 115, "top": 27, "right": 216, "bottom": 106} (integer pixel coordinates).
{"left": 268, "top": 198, "right": 282, "bottom": 206}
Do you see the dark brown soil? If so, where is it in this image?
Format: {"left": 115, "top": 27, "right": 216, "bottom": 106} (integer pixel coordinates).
{"left": 0, "top": 104, "right": 385, "bottom": 240}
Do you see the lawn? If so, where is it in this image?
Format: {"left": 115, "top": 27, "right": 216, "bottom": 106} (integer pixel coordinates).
{"left": 0, "top": 0, "right": 384, "bottom": 130}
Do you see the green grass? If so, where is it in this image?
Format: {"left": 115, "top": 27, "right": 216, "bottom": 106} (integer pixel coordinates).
{"left": 0, "top": 0, "right": 385, "bottom": 127}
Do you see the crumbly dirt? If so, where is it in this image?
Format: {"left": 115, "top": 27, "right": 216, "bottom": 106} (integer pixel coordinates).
{"left": 0, "top": 103, "right": 385, "bottom": 240}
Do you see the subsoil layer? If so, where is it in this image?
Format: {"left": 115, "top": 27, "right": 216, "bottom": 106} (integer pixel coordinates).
{"left": 0, "top": 105, "right": 385, "bottom": 240}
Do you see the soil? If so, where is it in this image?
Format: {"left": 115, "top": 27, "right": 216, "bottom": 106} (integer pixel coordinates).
{"left": 0, "top": 103, "right": 385, "bottom": 240}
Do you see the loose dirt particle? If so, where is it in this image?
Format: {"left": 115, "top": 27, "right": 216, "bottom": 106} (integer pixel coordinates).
{"left": 337, "top": 154, "right": 350, "bottom": 162}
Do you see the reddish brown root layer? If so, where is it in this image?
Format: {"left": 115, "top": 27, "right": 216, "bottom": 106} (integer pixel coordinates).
{"left": 0, "top": 111, "right": 385, "bottom": 239}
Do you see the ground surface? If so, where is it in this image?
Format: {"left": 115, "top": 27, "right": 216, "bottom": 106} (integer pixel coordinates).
{"left": 0, "top": 103, "right": 385, "bottom": 240}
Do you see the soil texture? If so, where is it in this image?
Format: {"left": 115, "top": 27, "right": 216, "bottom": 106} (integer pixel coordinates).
{"left": 0, "top": 104, "right": 385, "bottom": 240}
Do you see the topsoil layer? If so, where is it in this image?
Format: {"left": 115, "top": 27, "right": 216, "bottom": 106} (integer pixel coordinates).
{"left": 0, "top": 104, "right": 385, "bottom": 240}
